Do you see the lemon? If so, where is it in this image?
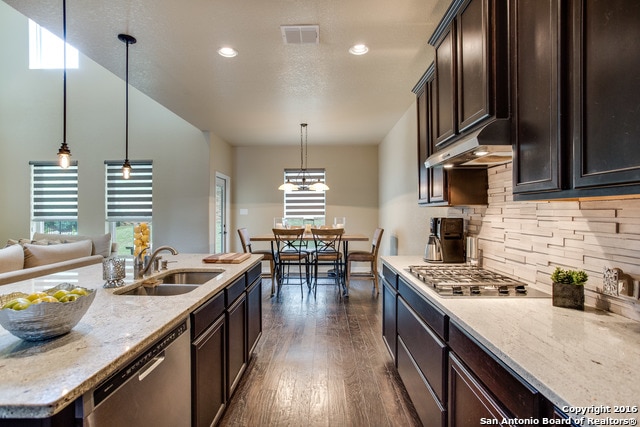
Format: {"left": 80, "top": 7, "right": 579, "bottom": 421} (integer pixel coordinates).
{"left": 52, "top": 290, "right": 70, "bottom": 301}
{"left": 70, "top": 287, "right": 89, "bottom": 296}
{"left": 26, "top": 292, "right": 48, "bottom": 302}
{"left": 32, "top": 296, "right": 60, "bottom": 304}
{"left": 59, "top": 294, "right": 79, "bottom": 303}
{"left": 3, "top": 298, "right": 32, "bottom": 310}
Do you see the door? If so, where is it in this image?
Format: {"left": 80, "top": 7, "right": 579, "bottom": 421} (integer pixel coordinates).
{"left": 215, "top": 173, "right": 229, "bottom": 253}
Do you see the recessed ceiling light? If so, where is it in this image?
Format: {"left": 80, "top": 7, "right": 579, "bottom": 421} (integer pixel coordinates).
{"left": 349, "top": 44, "right": 369, "bottom": 55}
{"left": 218, "top": 47, "right": 238, "bottom": 58}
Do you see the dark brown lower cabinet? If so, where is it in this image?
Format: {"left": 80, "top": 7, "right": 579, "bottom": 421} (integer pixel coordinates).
{"left": 396, "top": 294, "right": 448, "bottom": 427}
{"left": 449, "top": 353, "right": 512, "bottom": 426}
{"left": 227, "top": 293, "right": 247, "bottom": 398}
{"left": 192, "top": 315, "right": 226, "bottom": 427}
{"left": 382, "top": 277, "right": 397, "bottom": 362}
{"left": 398, "top": 337, "right": 447, "bottom": 427}
{"left": 246, "top": 277, "right": 262, "bottom": 356}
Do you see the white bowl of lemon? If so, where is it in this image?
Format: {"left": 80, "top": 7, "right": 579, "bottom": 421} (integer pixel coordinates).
{"left": 0, "top": 283, "right": 95, "bottom": 341}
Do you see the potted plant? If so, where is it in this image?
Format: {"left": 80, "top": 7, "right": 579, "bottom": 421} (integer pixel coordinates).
{"left": 551, "top": 267, "right": 587, "bottom": 310}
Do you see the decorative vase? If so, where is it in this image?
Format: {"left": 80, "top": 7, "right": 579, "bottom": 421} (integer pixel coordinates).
{"left": 552, "top": 282, "right": 585, "bottom": 310}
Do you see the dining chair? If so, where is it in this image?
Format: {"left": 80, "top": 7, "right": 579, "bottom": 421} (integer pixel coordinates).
{"left": 346, "top": 228, "right": 384, "bottom": 294}
{"left": 309, "top": 227, "right": 344, "bottom": 297}
{"left": 272, "top": 227, "right": 310, "bottom": 297}
{"left": 238, "top": 228, "right": 276, "bottom": 295}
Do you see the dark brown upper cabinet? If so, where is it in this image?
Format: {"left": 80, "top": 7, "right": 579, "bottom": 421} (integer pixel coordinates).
{"left": 415, "top": 65, "right": 448, "bottom": 205}
{"left": 429, "top": 0, "right": 509, "bottom": 151}
{"left": 513, "top": 0, "right": 640, "bottom": 200}
{"left": 511, "top": 0, "right": 566, "bottom": 195}
{"left": 571, "top": 0, "right": 640, "bottom": 189}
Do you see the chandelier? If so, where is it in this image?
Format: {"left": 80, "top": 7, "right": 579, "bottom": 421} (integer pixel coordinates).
{"left": 278, "top": 123, "right": 329, "bottom": 192}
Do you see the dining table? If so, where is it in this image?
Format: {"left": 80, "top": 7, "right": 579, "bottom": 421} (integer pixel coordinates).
{"left": 251, "top": 230, "right": 369, "bottom": 296}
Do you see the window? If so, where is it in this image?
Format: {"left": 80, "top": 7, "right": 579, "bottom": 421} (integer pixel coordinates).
{"left": 105, "top": 161, "right": 153, "bottom": 256}
{"left": 29, "top": 19, "right": 79, "bottom": 69}
{"left": 30, "top": 161, "right": 78, "bottom": 235}
{"left": 283, "top": 168, "right": 326, "bottom": 225}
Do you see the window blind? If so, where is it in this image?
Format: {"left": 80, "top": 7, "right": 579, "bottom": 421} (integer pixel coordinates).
{"left": 30, "top": 161, "right": 78, "bottom": 220}
{"left": 105, "top": 161, "right": 153, "bottom": 220}
{"left": 283, "top": 168, "right": 326, "bottom": 218}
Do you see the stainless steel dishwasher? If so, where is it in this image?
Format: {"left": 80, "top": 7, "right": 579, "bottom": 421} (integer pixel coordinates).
{"left": 79, "top": 320, "right": 191, "bottom": 426}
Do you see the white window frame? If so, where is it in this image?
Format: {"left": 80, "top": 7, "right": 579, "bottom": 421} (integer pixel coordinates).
{"left": 29, "top": 19, "right": 79, "bottom": 70}
{"left": 282, "top": 168, "right": 327, "bottom": 221}
{"left": 30, "top": 161, "right": 78, "bottom": 235}
{"left": 105, "top": 161, "right": 153, "bottom": 255}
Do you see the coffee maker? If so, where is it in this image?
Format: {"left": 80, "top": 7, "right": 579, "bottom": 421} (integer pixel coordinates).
{"left": 424, "top": 218, "right": 465, "bottom": 263}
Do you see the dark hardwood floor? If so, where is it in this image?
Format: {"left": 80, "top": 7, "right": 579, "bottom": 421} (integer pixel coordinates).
{"left": 219, "top": 278, "right": 421, "bottom": 427}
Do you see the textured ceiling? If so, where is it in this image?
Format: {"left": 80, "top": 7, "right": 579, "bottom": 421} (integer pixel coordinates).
{"left": 3, "top": 0, "right": 450, "bottom": 146}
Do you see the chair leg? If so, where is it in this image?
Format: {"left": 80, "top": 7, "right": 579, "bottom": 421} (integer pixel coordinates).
{"left": 269, "top": 259, "right": 276, "bottom": 296}
{"left": 372, "top": 259, "right": 379, "bottom": 295}
{"left": 346, "top": 259, "right": 351, "bottom": 292}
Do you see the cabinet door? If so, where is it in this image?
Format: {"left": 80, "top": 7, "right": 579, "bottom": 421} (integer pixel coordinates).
{"left": 572, "top": 0, "right": 640, "bottom": 188}
{"left": 512, "top": 0, "right": 565, "bottom": 194}
{"left": 192, "top": 316, "right": 226, "bottom": 427}
{"left": 434, "top": 24, "right": 457, "bottom": 147}
{"left": 247, "top": 278, "right": 262, "bottom": 357}
{"left": 382, "top": 278, "right": 397, "bottom": 362}
{"left": 227, "top": 293, "right": 247, "bottom": 397}
{"left": 449, "top": 353, "right": 512, "bottom": 427}
{"left": 429, "top": 78, "right": 447, "bottom": 203}
{"left": 457, "top": 0, "right": 490, "bottom": 131}
{"left": 417, "top": 85, "right": 430, "bottom": 204}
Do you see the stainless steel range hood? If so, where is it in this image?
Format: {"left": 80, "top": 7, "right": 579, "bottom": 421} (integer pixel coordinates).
{"left": 424, "top": 119, "right": 512, "bottom": 168}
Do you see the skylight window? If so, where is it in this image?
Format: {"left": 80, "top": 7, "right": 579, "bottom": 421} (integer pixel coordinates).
{"left": 29, "top": 19, "right": 79, "bottom": 69}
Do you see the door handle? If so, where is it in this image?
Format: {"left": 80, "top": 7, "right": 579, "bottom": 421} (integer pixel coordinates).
{"left": 138, "top": 351, "right": 166, "bottom": 381}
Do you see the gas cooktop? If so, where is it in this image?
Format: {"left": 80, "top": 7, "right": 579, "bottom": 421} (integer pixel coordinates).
{"left": 407, "top": 265, "right": 550, "bottom": 298}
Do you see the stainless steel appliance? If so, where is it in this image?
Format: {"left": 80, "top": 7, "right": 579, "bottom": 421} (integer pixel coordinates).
{"left": 79, "top": 320, "right": 191, "bottom": 426}
{"left": 425, "top": 218, "right": 465, "bottom": 263}
{"left": 407, "top": 264, "right": 550, "bottom": 298}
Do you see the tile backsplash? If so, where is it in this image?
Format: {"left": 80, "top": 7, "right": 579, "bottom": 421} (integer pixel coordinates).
{"left": 450, "top": 163, "right": 640, "bottom": 321}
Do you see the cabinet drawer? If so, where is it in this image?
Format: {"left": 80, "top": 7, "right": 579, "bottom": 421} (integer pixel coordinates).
{"left": 382, "top": 263, "right": 397, "bottom": 289}
{"left": 398, "top": 277, "right": 448, "bottom": 340}
{"left": 397, "top": 337, "right": 446, "bottom": 427}
{"left": 225, "top": 275, "right": 246, "bottom": 306}
{"left": 449, "top": 322, "right": 540, "bottom": 418}
{"left": 397, "top": 297, "right": 448, "bottom": 404}
{"left": 246, "top": 262, "right": 262, "bottom": 286}
{"left": 191, "top": 292, "right": 224, "bottom": 340}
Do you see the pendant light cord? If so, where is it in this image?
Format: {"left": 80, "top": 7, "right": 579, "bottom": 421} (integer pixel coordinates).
{"left": 62, "top": 0, "right": 67, "bottom": 145}
{"left": 124, "top": 39, "right": 129, "bottom": 162}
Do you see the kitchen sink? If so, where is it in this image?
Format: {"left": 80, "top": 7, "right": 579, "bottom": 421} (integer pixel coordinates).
{"left": 158, "top": 270, "right": 222, "bottom": 284}
{"left": 120, "top": 284, "right": 200, "bottom": 296}
{"left": 117, "top": 270, "right": 223, "bottom": 296}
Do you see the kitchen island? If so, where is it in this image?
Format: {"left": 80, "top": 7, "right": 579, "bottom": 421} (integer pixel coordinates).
{"left": 382, "top": 256, "right": 640, "bottom": 425}
{"left": 0, "top": 253, "right": 262, "bottom": 422}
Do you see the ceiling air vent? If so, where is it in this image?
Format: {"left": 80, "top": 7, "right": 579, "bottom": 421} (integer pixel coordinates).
{"left": 280, "top": 25, "right": 319, "bottom": 44}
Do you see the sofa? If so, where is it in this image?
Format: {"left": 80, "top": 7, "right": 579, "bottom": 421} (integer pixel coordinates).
{"left": 0, "top": 233, "right": 117, "bottom": 286}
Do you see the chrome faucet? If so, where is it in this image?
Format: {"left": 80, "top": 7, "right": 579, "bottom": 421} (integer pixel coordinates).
{"left": 134, "top": 245, "right": 179, "bottom": 279}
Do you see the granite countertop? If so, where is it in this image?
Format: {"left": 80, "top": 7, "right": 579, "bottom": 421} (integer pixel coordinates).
{"left": 0, "top": 253, "right": 262, "bottom": 419}
{"left": 382, "top": 256, "right": 640, "bottom": 422}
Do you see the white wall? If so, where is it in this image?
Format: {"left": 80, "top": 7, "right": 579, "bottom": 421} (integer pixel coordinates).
{"left": 232, "top": 144, "right": 378, "bottom": 253}
{"left": 378, "top": 102, "right": 449, "bottom": 257}
{"left": 0, "top": 3, "right": 216, "bottom": 252}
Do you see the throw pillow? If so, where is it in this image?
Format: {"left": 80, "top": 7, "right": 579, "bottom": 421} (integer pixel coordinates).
{"left": 32, "top": 232, "right": 112, "bottom": 257}
{"left": 23, "top": 239, "right": 93, "bottom": 268}
{"left": 0, "top": 244, "right": 24, "bottom": 273}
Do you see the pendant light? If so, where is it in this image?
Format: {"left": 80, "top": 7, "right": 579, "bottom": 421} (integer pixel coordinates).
{"left": 56, "top": 0, "right": 71, "bottom": 168}
{"left": 118, "top": 33, "right": 136, "bottom": 179}
{"left": 278, "top": 123, "right": 329, "bottom": 192}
